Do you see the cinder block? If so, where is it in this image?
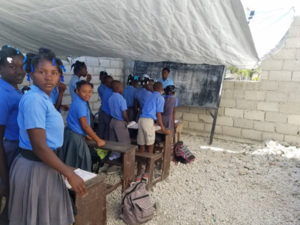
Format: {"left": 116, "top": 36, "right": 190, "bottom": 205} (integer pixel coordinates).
{"left": 266, "top": 112, "right": 287, "bottom": 123}
{"left": 236, "top": 100, "right": 257, "bottom": 110}
{"left": 292, "top": 72, "right": 300, "bottom": 81}
{"left": 283, "top": 59, "right": 300, "bottom": 70}
{"left": 285, "top": 38, "right": 300, "bottom": 48}
{"left": 190, "top": 107, "right": 206, "bottom": 114}
{"left": 110, "top": 60, "right": 122, "bottom": 68}
{"left": 284, "top": 135, "right": 300, "bottom": 145}
{"left": 86, "top": 57, "right": 100, "bottom": 67}
{"left": 244, "top": 91, "right": 265, "bottom": 101}
{"left": 217, "top": 107, "right": 225, "bottom": 116}
{"left": 92, "top": 101, "right": 101, "bottom": 111}
{"left": 177, "top": 106, "right": 190, "bottom": 113}
{"left": 99, "top": 59, "right": 110, "bottom": 67}
{"left": 90, "top": 94, "right": 99, "bottom": 102}
{"left": 296, "top": 50, "right": 300, "bottom": 60}
{"left": 262, "top": 132, "right": 284, "bottom": 142}
{"left": 275, "top": 123, "right": 300, "bottom": 135}
{"left": 253, "top": 121, "right": 275, "bottom": 132}
{"left": 269, "top": 71, "right": 292, "bottom": 81}
{"left": 242, "top": 129, "right": 262, "bottom": 141}
{"left": 233, "top": 90, "right": 245, "bottom": 99}
{"left": 288, "top": 92, "right": 300, "bottom": 103}
{"left": 244, "top": 110, "right": 265, "bottom": 121}
{"left": 189, "top": 122, "right": 205, "bottom": 131}
{"left": 62, "top": 95, "right": 72, "bottom": 105}
{"left": 260, "top": 80, "right": 278, "bottom": 91}
{"left": 234, "top": 81, "right": 248, "bottom": 90}
{"left": 198, "top": 114, "right": 213, "bottom": 123}
{"left": 216, "top": 116, "right": 234, "bottom": 126}
{"left": 223, "top": 81, "right": 235, "bottom": 89}
{"left": 260, "top": 71, "right": 269, "bottom": 80}
{"left": 204, "top": 124, "right": 222, "bottom": 134}
{"left": 288, "top": 26, "right": 300, "bottom": 37}
{"left": 223, "top": 126, "right": 241, "bottom": 137}
{"left": 175, "top": 112, "right": 183, "bottom": 119}
{"left": 224, "top": 108, "right": 244, "bottom": 118}
{"left": 288, "top": 115, "right": 300, "bottom": 125}
{"left": 257, "top": 102, "right": 279, "bottom": 112}
{"left": 220, "top": 99, "right": 236, "bottom": 107}
{"left": 278, "top": 81, "right": 300, "bottom": 93}
{"left": 223, "top": 89, "right": 234, "bottom": 99}
{"left": 273, "top": 49, "right": 296, "bottom": 59}
{"left": 183, "top": 113, "right": 199, "bottom": 122}
{"left": 265, "top": 92, "right": 287, "bottom": 102}
{"left": 279, "top": 102, "right": 300, "bottom": 114}
{"left": 233, "top": 118, "right": 253, "bottom": 129}
{"left": 261, "top": 59, "right": 283, "bottom": 70}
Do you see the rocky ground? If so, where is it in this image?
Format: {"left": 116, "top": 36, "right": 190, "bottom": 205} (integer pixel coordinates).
{"left": 105, "top": 134, "right": 300, "bottom": 225}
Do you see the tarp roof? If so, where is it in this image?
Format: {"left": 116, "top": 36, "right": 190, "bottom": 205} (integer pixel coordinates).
{"left": 0, "top": 0, "right": 259, "bottom": 68}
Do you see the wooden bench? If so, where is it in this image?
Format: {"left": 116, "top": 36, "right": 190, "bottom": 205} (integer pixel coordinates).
{"left": 174, "top": 121, "right": 183, "bottom": 144}
{"left": 86, "top": 140, "right": 137, "bottom": 193}
{"left": 75, "top": 175, "right": 106, "bottom": 225}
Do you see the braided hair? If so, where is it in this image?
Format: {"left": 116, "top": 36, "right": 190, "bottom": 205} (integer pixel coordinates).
{"left": 71, "top": 60, "right": 86, "bottom": 75}
{"left": 0, "top": 45, "right": 24, "bottom": 67}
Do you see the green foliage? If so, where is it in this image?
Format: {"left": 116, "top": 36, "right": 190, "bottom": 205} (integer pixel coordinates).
{"left": 227, "top": 66, "right": 261, "bottom": 81}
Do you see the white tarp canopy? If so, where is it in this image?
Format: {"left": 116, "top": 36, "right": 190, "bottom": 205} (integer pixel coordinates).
{"left": 0, "top": 0, "right": 259, "bottom": 68}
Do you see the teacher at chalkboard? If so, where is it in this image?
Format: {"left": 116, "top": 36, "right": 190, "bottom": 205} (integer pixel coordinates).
{"left": 158, "top": 67, "right": 174, "bottom": 88}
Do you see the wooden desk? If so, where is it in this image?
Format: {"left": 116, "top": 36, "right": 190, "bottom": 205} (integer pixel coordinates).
{"left": 75, "top": 175, "right": 106, "bottom": 225}
{"left": 86, "top": 140, "right": 137, "bottom": 192}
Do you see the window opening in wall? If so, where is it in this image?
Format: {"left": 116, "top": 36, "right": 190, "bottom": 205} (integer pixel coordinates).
{"left": 225, "top": 66, "right": 261, "bottom": 81}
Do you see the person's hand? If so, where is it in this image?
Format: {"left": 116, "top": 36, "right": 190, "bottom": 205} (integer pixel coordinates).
{"left": 162, "top": 128, "right": 171, "bottom": 135}
{"left": 67, "top": 172, "right": 87, "bottom": 197}
{"left": 96, "top": 139, "right": 106, "bottom": 147}
{"left": 58, "top": 83, "right": 67, "bottom": 93}
{"left": 61, "top": 105, "right": 69, "bottom": 111}
{"left": 86, "top": 135, "right": 93, "bottom": 140}
{"left": 86, "top": 74, "right": 92, "bottom": 82}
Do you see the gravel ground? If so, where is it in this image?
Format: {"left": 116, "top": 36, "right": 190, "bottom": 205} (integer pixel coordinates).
{"left": 105, "top": 134, "right": 300, "bottom": 225}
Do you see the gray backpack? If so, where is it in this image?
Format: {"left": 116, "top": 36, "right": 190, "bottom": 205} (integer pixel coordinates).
{"left": 120, "top": 181, "right": 154, "bottom": 225}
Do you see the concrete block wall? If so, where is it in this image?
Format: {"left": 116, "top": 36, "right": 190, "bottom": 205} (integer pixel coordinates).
{"left": 176, "top": 17, "right": 300, "bottom": 145}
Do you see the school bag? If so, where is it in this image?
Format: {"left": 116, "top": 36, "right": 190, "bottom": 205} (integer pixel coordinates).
{"left": 174, "top": 141, "right": 195, "bottom": 164}
{"left": 120, "top": 181, "right": 155, "bottom": 225}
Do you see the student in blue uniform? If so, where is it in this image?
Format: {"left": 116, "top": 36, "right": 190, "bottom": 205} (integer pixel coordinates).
{"left": 158, "top": 67, "right": 174, "bottom": 89}
{"left": 59, "top": 80, "right": 105, "bottom": 171}
{"left": 162, "top": 85, "right": 178, "bottom": 135}
{"left": 136, "top": 82, "right": 170, "bottom": 181}
{"left": 97, "top": 70, "right": 108, "bottom": 100}
{"left": 109, "top": 80, "right": 130, "bottom": 144}
{"left": 69, "top": 60, "right": 92, "bottom": 101}
{"left": 0, "top": 45, "right": 25, "bottom": 223}
{"left": 134, "top": 76, "right": 153, "bottom": 121}
{"left": 50, "top": 82, "right": 69, "bottom": 111}
{"left": 9, "top": 48, "right": 86, "bottom": 225}
{"left": 97, "top": 75, "right": 113, "bottom": 140}
{"left": 123, "top": 76, "right": 138, "bottom": 122}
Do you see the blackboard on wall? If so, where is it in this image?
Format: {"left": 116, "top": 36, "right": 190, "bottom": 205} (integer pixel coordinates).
{"left": 133, "top": 61, "right": 226, "bottom": 109}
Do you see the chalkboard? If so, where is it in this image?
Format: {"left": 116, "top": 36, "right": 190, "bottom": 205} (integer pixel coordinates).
{"left": 133, "top": 61, "right": 225, "bottom": 109}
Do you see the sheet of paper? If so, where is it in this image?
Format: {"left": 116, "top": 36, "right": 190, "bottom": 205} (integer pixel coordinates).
{"left": 64, "top": 168, "right": 97, "bottom": 189}
{"left": 127, "top": 121, "right": 138, "bottom": 129}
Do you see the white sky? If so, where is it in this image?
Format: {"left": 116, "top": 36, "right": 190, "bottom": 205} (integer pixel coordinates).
{"left": 241, "top": 0, "right": 299, "bottom": 59}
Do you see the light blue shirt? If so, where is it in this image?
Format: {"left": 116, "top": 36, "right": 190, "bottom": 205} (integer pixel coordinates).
{"left": 0, "top": 78, "right": 22, "bottom": 140}
{"left": 158, "top": 78, "right": 174, "bottom": 89}
{"left": 67, "top": 95, "right": 90, "bottom": 136}
{"left": 50, "top": 87, "right": 58, "bottom": 104}
{"left": 108, "top": 92, "right": 127, "bottom": 121}
{"left": 135, "top": 88, "right": 152, "bottom": 109}
{"left": 69, "top": 74, "right": 80, "bottom": 100}
{"left": 101, "top": 87, "right": 113, "bottom": 115}
{"left": 97, "top": 83, "right": 106, "bottom": 100}
{"left": 18, "top": 85, "right": 64, "bottom": 150}
{"left": 123, "top": 85, "right": 137, "bottom": 107}
{"left": 140, "top": 91, "right": 165, "bottom": 120}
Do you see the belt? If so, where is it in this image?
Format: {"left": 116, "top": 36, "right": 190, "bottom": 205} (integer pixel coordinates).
{"left": 19, "top": 147, "right": 60, "bottom": 162}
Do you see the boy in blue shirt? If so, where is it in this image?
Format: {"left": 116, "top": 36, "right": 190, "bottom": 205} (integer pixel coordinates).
{"left": 97, "top": 75, "right": 113, "bottom": 140}
{"left": 134, "top": 77, "right": 153, "bottom": 120}
{"left": 97, "top": 71, "right": 108, "bottom": 100}
{"left": 123, "top": 78, "right": 138, "bottom": 121}
{"left": 158, "top": 67, "right": 174, "bottom": 89}
{"left": 136, "top": 82, "right": 171, "bottom": 181}
{"left": 108, "top": 80, "right": 130, "bottom": 145}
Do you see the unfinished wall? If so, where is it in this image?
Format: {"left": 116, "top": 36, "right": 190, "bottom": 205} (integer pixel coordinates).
{"left": 176, "top": 17, "right": 300, "bottom": 145}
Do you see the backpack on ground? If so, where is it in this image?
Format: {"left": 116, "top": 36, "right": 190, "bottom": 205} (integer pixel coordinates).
{"left": 120, "top": 181, "right": 154, "bottom": 225}
{"left": 174, "top": 141, "right": 195, "bottom": 164}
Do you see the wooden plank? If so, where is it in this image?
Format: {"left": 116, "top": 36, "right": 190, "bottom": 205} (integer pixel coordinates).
{"left": 122, "top": 147, "right": 136, "bottom": 191}
{"left": 162, "top": 133, "right": 172, "bottom": 180}
{"left": 86, "top": 140, "right": 137, "bottom": 153}
{"left": 75, "top": 176, "right": 106, "bottom": 225}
